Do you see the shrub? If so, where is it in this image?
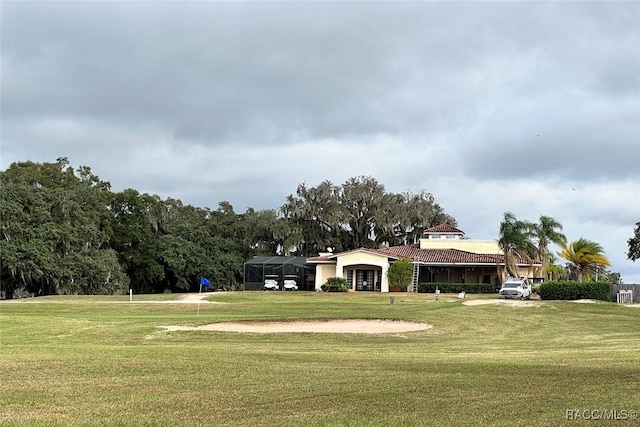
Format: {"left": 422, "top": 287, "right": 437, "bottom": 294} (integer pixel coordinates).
{"left": 538, "top": 280, "right": 610, "bottom": 301}
{"left": 387, "top": 258, "right": 414, "bottom": 292}
{"left": 418, "top": 283, "right": 495, "bottom": 294}
{"left": 321, "top": 277, "right": 350, "bottom": 292}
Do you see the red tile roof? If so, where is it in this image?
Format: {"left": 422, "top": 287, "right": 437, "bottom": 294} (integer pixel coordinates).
{"left": 306, "top": 254, "right": 334, "bottom": 262}
{"left": 424, "top": 223, "right": 465, "bottom": 234}
{"left": 307, "top": 247, "right": 400, "bottom": 262}
{"left": 307, "top": 244, "right": 540, "bottom": 266}
{"left": 377, "top": 244, "right": 497, "bottom": 264}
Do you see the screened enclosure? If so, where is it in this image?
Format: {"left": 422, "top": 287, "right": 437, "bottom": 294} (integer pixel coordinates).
{"left": 243, "top": 256, "right": 316, "bottom": 291}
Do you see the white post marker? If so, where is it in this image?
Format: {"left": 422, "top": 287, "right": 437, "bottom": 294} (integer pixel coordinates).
{"left": 129, "top": 289, "right": 132, "bottom": 302}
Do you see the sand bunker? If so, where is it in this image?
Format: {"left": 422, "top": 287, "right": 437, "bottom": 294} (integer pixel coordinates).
{"left": 462, "top": 299, "right": 541, "bottom": 307}
{"left": 161, "top": 319, "right": 433, "bottom": 334}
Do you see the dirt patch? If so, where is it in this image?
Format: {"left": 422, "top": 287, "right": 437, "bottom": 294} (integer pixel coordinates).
{"left": 161, "top": 319, "right": 433, "bottom": 334}
{"left": 462, "top": 299, "right": 541, "bottom": 307}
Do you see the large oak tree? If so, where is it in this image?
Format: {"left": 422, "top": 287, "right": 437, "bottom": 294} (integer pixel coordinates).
{"left": 1, "top": 158, "right": 129, "bottom": 298}
{"left": 281, "top": 176, "right": 455, "bottom": 256}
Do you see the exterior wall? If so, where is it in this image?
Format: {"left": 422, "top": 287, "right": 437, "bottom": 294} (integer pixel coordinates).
{"left": 514, "top": 265, "right": 535, "bottom": 280}
{"left": 424, "top": 234, "right": 463, "bottom": 240}
{"left": 314, "top": 264, "right": 337, "bottom": 290}
{"left": 335, "top": 251, "right": 390, "bottom": 292}
{"left": 419, "top": 238, "right": 501, "bottom": 254}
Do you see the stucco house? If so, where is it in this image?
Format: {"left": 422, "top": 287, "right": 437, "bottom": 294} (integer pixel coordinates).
{"left": 307, "top": 224, "right": 541, "bottom": 292}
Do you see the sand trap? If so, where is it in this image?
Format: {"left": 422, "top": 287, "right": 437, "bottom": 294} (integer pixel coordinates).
{"left": 161, "top": 319, "right": 433, "bottom": 334}
{"left": 462, "top": 299, "right": 541, "bottom": 307}
{"left": 464, "top": 298, "right": 633, "bottom": 306}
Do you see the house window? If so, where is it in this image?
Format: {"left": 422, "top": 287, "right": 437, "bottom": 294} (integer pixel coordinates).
{"left": 346, "top": 270, "right": 354, "bottom": 287}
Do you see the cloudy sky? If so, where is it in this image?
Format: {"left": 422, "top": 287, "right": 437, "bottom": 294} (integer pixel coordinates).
{"left": 2, "top": 1, "right": 639, "bottom": 282}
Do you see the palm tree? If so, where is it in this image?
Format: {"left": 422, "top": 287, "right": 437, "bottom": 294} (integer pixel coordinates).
{"left": 542, "top": 254, "right": 568, "bottom": 281}
{"left": 532, "top": 215, "right": 567, "bottom": 278}
{"left": 497, "top": 212, "right": 537, "bottom": 282}
{"left": 558, "top": 238, "right": 610, "bottom": 281}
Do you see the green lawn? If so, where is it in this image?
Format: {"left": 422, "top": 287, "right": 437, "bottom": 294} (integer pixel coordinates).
{"left": 1, "top": 292, "right": 639, "bottom": 426}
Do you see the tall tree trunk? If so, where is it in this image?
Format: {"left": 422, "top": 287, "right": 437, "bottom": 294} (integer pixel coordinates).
{"left": 3, "top": 287, "right": 15, "bottom": 300}
{"left": 497, "top": 264, "right": 508, "bottom": 283}
{"left": 504, "top": 250, "right": 520, "bottom": 278}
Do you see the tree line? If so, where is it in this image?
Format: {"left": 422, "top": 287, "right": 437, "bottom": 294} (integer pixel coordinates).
{"left": 0, "top": 158, "right": 455, "bottom": 298}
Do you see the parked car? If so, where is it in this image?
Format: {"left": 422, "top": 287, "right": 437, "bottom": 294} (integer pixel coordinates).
{"left": 499, "top": 277, "right": 532, "bottom": 299}
{"left": 264, "top": 279, "right": 279, "bottom": 291}
{"left": 283, "top": 280, "right": 298, "bottom": 291}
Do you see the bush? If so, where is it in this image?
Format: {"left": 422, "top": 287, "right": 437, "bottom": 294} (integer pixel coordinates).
{"left": 387, "top": 258, "right": 414, "bottom": 292}
{"left": 538, "top": 280, "right": 610, "bottom": 301}
{"left": 418, "top": 283, "right": 495, "bottom": 294}
{"left": 321, "top": 277, "right": 350, "bottom": 292}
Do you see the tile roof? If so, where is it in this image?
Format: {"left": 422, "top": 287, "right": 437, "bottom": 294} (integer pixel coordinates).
{"left": 307, "top": 244, "right": 541, "bottom": 266}
{"left": 306, "top": 254, "right": 334, "bottom": 262}
{"left": 377, "top": 244, "right": 497, "bottom": 264}
{"left": 382, "top": 244, "right": 539, "bottom": 265}
{"left": 307, "top": 247, "right": 400, "bottom": 262}
{"left": 423, "top": 223, "right": 465, "bottom": 234}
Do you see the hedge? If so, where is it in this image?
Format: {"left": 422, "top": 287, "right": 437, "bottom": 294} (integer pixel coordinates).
{"left": 418, "top": 283, "right": 495, "bottom": 294}
{"left": 537, "top": 280, "right": 610, "bottom": 301}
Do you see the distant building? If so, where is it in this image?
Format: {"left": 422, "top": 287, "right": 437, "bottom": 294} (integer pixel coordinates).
{"left": 306, "top": 224, "right": 540, "bottom": 292}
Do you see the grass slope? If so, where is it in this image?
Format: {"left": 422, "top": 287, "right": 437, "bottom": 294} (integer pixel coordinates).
{"left": 1, "top": 293, "right": 639, "bottom": 426}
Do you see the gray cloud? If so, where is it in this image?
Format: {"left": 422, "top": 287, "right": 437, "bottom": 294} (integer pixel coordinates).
{"left": 2, "top": 1, "right": 639, "bottom": 282}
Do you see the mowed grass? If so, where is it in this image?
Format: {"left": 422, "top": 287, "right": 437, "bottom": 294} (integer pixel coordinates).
{"left": 1, "top": 293, "right": 639, "bottom": 426}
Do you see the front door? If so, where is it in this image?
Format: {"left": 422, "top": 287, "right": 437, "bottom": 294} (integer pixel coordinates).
{"left": 356, "top": 270, "right": 375, "bottom": 291}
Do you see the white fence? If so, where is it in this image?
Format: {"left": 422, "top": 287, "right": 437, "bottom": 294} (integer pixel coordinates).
{"left": 611, "top": 284, "right": 640, "bottom": 304}
{"left": 616, "top": 290, "right": 633, "bottom": 303}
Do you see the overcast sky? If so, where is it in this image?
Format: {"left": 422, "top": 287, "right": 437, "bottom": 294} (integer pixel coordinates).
{"left": 2, "top": 1, "right": 639, "bottom": 283}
